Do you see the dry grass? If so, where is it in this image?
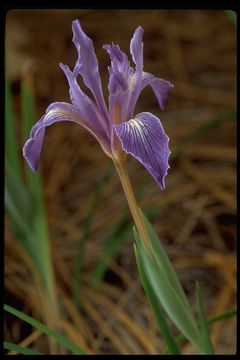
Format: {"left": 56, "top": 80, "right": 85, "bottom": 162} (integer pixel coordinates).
{"left": 5, "top": 9, "right": 236, "bottom": 354}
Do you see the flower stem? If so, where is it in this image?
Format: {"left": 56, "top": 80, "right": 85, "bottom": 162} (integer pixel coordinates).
{"left": 114, "top": 159, "right": 151, "bottom": 251}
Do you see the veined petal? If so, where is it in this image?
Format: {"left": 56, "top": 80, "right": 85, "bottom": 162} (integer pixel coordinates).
{"left": 141, "top": 72, "right": 174, "bottom": 110}
{"left": 125, "top": 72, "right": 173, "bottom": 122}
{"left": 72, "top": 20, "right": 108, "bottom": 118}
{"left": 23, "top": 102, "right": 110, "bottom": 172}
{"left": 114, "top": 112, "right": 170, "bottom": 189}
{"left": 60, "top": 63, "right": 110, "bottom": 137}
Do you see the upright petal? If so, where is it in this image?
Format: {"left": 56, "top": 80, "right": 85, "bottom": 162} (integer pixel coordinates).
{"left": 60, "top": 63, "right": 110, "bottom": 137}
{"left": 23, "top": 102, "right": 111, "bottom": 172}
{"left": 114, "top": 112, "right": 170, "bottom": 189}
{"left": 125, "top": 26, "right": 144, "bottom": 121}
{"left": 130, "top": 26, "right": 144, "bottom": 73}
{"left": 103, "top": 44, "right": 132, "bottom": 125}
{"left": 72, "top": 20, "right": 108, "bottom": 119}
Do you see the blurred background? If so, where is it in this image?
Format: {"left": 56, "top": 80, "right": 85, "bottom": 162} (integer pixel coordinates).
{"left": 5, "top": 9, "right": 236, "bottom": 354}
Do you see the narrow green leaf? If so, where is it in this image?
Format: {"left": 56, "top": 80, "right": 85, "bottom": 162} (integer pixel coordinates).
{"left": 5, "top": 160, "right": 32, "bottom": 223}
{"left": 134, "top": 243, "right": 181, "bottom": 355}
{"left": 5, "top": 183, "right": 33, "bottom": 241}
{"left": 163, "top": 308, "right": 236, "bottom": 354}
{"left": 208, "top": 308, "right": 236, "bottom": 325}
{"left": 5, "top": 75, "right": 20, "bottom": 175}
{"left": 4, "top": 341, "right": 42, "bottom": 355}
{"left": 134, "top": 228, "right": 203, "bottom": 353}
{"left": 90, "top": 204, "right": 167, "bottom": 288}
{"left": 20, "top": 71, "right": 53, "bottom": 294}
{"left": 4, "top": 304, "right": 87, "bottom": 355}
{"left": 195, "top": 282, "right": 214, "bottom": 354}
{"left": 138, "top": 209, "right": 195, "bottom": 320}
{"left": 5, "top": 170, "right": 49, "bottom": 289}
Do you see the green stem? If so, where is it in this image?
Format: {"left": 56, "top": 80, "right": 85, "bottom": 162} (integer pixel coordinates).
{"left": 113, "top": 159, "right": 151, "bottom": 252}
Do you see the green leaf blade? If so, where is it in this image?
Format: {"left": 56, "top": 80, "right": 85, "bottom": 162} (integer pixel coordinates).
{"left": 4, "top": 341, "right": 42, "bottom": 355}
{"left": 4, "top": 304, "right": 87, "bottom": 355}
{"left": 134, "top": 242, "right": 181, "bottom": 355}
{"left": 139, "top": 209, "right": 196, "bottom": 322}
{"left": 195, "top": 283, "right": 214, "bottom": 354}
{"left": 135, "top": 236, "right": 202, "bottom": 352}
{"left": 20, "top": 71, "right": 54, "bottom": 294}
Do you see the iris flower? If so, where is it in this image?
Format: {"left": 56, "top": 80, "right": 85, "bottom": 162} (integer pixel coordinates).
{"left": 23, "top": 20, "right": 173, "bottom": 189}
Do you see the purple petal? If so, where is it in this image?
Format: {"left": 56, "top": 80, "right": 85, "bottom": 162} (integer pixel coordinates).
{"left": 72, "top": 20, "right": 108, "bottom": 118}
{"left": 60, "top": 63, "right": 110, "bottom": 137}
{"left": 123, "top": 27, "right": 144, "bottom": 121}
{"left": 23, "top": 102, "right": 110, "bottom": 172}
{"left": 103, "top": 44, "right": 132, "bottom": 124}
{"left": 114, "top": 112, "right": 170, "bottom": 189}
{"left": 130, "top": 26, "right": 144, "bottom": 73}
{"left": 141, "top": 72, "right": 174, "bottom": 110}
{"left": 23, "top": 124, "right": 45, "bottom": 172}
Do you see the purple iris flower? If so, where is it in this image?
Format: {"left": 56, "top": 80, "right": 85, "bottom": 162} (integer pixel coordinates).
{"left": 23, "top": 20, "right": 173, "bottom": 189}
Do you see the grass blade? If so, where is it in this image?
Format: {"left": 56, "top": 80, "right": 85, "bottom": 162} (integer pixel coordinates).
{"left": 4, "top": 304, "right": 87, "bottom": 355}
{"left": 5, "top": 160, "right": 32, "bottom": 224}
{"left": 134, "top": 243, "right": 181, "bottom": 355}
{"left": 5, "top": 166, "right": 50, "bottom": 291}
{"left": 20, "top": 67, "right": 54, "bottom": 294}
{"left": 195, "top": 282, "right": 214, "bottom": 354}
{"left": 4, "top": 341, "right": 42, "bottom": 355}
{"left": 162, "top": 308, "right": 236, "bottom": 354}
{"left": 208, "top": 308, "right": 236, "bottom": 325}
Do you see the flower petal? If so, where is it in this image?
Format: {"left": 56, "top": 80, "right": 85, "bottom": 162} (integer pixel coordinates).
{"left": 23, "top": 102, "right": 110, "bottom": 172}
{"left": 124, "top": 26, "right": 144, "bottom": 121}
{"left": 103, "top": 44, "right": 131, "bottom": 89}
{"left": 114, "top": 112, "right": 170, "bottom": 189}
{"left": 130, "top": 26, "right": 144, "bottom": 73}
{"left": 60, "top": 63, "right": 110, "bottom": 136}
{"left": 103, "top": 43, "right": 132, "bottom": 124}
{"left": 141, "top": 72, "right": 174, "bottom": 110}
{"left": 72, "top": 20, "right": 108, "bottom": 118}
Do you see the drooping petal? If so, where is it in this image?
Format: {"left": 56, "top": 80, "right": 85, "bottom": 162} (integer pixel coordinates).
{"left": 23, "top": 122, "right": 46, "bottom": 173}
{"left": 23, "top": 102, "right": 111, "bottom": 172}
{"left": 141, "top": 72, "right": 174, "bottom": 110}
{"left": 60, "top": 63, "right": 110, "bottom": 137}
{"left": 72, "top": 20, "right": 108, "bottom": 119}
{"left": 125, "top": 72, "right": 173, "bottom": 122}
{"left": 114, "top": 112, "right": 170, "bottom": 189}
